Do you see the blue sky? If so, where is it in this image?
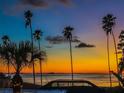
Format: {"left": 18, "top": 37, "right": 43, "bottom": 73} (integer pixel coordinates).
{"left": 0, "top": 0, "right": 124, "bottom": 42}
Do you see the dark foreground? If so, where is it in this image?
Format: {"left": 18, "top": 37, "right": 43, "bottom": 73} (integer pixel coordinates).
{"left": 0, "top": 79, "right": 124, "bottom": 93}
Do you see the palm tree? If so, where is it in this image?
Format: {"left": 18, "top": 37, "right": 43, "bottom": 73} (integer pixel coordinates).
{"left": 33, "top": 29, "right": 43, "bottom": 86}
{"left": 62, "top": 26, "right": 74, "bottom": 83}
{"left": 0, "top": 41, "right": 45, "bottom": 91}
{"left": 0, "top": 41, "right": 31, "bottom": 75}
{"left": 2, "top": 35, "right": 10, "bottom": 45}
{"left": 111, "top": 71, "right": 124, "bottom": 87}
{"left": 1, "top": 35, "right": 10, "bottom": 76}
{"left": 111, "top": 30, "right": 124, "bottom": 87}
{"left": 107, "top": 15, "right": 119, "bottom": 74}
{"left": 24, "top": 10, "right": 36, "bottom": 85}
{"left": 118, "top": 30, "right": 124, "bottom": 76}
{"left": 105, "top": 14, "right": 120, "bottom": 86}
{"left": 102, "top": 14, "right": 116, "bottom": 87}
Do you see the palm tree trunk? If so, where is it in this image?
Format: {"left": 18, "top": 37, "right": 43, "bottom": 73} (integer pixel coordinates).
{"left": 38, "top": 40, "right": 42, "bottom": 86}
{"left": 29, "top": 21, "right": 36, "bottom": 85}
{"left": 7, "top": 60, "right": 10, "bottom": 76}
{"left": 39, "top": 60, "right": 42, "bottom": 86}
{"left": 111, "top": 31, "right": 119, "bottom": 73}
{"left": 69, "top": 38, "right": 74, "bottom": 84}
{"left": 111, "top": 31, "right": 120, "bottom": 86}
{"left": 107, "top": 35, "right": 112, "bottom": 87}
{"left": 38, "top": 40, "right": 40, "bottom": 50}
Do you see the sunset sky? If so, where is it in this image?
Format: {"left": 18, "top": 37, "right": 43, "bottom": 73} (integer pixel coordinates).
{"left": 0, "top": 0, "right": 124, "bottom": 74}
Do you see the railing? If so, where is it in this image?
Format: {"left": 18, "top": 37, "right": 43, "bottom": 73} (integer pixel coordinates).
{"left": 44, "top": 79, "right": 98, "bottom": 88}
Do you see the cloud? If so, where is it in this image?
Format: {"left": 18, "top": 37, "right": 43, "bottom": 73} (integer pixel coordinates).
{"left": 21, "top": 0, "right": 48, "bottom": 8}
{"left": 20, "top": 0, "right": 72, "bottom": 8}
{"left": 75, "top": 42, "right": 95, "bottom": 48}
{"left": 59, "top": 0, "right": 72, "bottom": 5}
{"left": 45, "top": 35, "right": 81, "bottom": 44}
{"left": 2, "top": 0, "right": 73, "bottom": 15}
{"left": 45, "top": 35, "right": 95, "bottom": 48}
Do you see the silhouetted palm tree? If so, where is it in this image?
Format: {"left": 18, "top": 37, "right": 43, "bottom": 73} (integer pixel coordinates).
{"left": 111, "top": 71, "right": 124, "bottom": 87}
{"left": 24, "top": 10, "right": 36, "bottom": 85}
{"left": 118, "top": 30, "right": 124, "bottom": 76}
{"left": 0, "top": 41, "right": 31, "bottom": 74}
{"left": 62, "top": 26, "right": 74, "bottom": 83}
{"left": 0, "top": 41, "right": 45, "bottom": 91}
{"left": 110, "top": 16, "right": 119, "bottom": 74}
{"left": 2, "top": 35, "right": 10, "bottom": 45}
{"left": 1, "top": 35, "right": 10, "bottom": 76}
{"left": 33, "top": 29, "right": 43, "bottom": 86}
{"left": 102, "top": 14, "right": 116, "bottom": 87}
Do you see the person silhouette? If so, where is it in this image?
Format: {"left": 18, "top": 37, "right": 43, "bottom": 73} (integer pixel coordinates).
{"left": 12, "top": 74, "right": 23, "bottom": 93}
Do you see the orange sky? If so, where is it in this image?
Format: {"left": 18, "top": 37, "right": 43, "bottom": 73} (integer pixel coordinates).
{"left": 0, "top": 34, "right": 121, "bottom": 74}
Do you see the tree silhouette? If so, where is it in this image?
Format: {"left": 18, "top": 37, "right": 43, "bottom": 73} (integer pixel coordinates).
{"left": 118, "top": 30, "right": 124, "bottom": 76}
{"left": 1, "top": 35, "right": 11, "bottom": 77}
{"left": 24, "top": 10, "right": 36, "bottom": 85}
{"left": 0, "top": 41, "right": 30, "bottom": 74}
{"left": 33, "top": 29, "right": 44, "bottom": 86}
{"left": 102, "top": 14, "right": 116, "bottom": 87}
{"left": 108, "top": 15, "right": 119, "bottom": 74}
{"left": 2, "top": 35, "right": 10, "bottom": 45}
{"left": 111, "top": 71, "right": 124, "bottom": 87}
{"left": 0, "top": 40, "right": 46, "bottom": 91}
{"left": 62, "top": 26, "right": 74, "bottom": 83}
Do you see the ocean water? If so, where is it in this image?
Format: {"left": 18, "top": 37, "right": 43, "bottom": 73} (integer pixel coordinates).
{"left": 0, "top": 74, "right": 118, "bottom": 93}
{"left": 0, "top": 88, "right": 66, "bottom": 93}
{"left": 21, "top": 73, "right": 118, "bottom": 87}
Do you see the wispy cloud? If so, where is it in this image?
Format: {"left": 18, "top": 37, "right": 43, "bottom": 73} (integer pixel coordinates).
{"left": 2, "top": 0, "right": 73, "bottom": 15}
{"left": 45, "top": 35, "right": 80, "bottom": 44}
{"left": 75, "top": 42, "right": 95, "bottom": 48}
{"left": 20, "top": 0, "right": 72, "bottom": 7}
{"left": 21, "top": 0, "right": 48, "bottom": 8}
{"left": 45, "top": 35, "right": 95, "bottom": 48}
{"left": 59, "top": 0, "right": 72, "bottom": 5}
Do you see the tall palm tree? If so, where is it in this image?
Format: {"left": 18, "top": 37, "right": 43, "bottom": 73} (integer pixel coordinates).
{"left": 24, "top": 10, "right": 36, "bottom": 85}
{"left": 108, "top": 15, "right": 119, "bottom": 73}
{"left": 102, "top": 14, "right": 116, "bottom": 87}
{"left": 33, "top": 29, "right": 43, "bottom": 86}
{"left": 1, "top": 35, "right": 10, "bottom": 76}
{"left": 105, "top": 14, "right": 120, "bottom": 86}
{"left": 62, "top": 26, "right": 74, "bottom": 83}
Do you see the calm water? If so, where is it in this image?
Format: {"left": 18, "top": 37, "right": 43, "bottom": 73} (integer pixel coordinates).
{"left": 20, "top": 73, "right": 118, "bottom": 87}
{"left": 0, "top": 74, "right": 118, "bottom": 93}
{"left": 0, "top": 88, "right": 66, "bottom": 93}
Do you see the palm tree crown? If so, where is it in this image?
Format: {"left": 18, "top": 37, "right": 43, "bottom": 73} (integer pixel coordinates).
{"left": 63, "top": 26, "right": 74, "bottom": 40}
{"left": 0, "top": 41, "right": 30, "bottom": 73}
{"left": 2, "top": 35, "right": 10, "bottom": 45}
{"left": 25, "top": 10, "right": 33, "bottom": 28}
{"left": 118, "top": 30, "right": 124, "bottom": 49}
{"left": 102, "top": 14, "right": 116, "bottom": 35}
{"left": 33, "top": 30, "right": 43, "bottom": 40}
{"left": 0, "top": 41, "right": 45, "bottom": 74}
